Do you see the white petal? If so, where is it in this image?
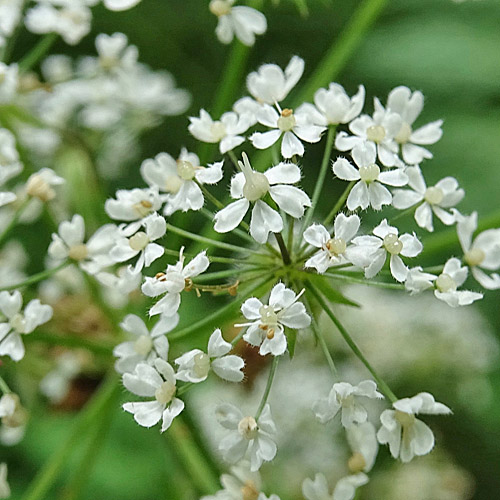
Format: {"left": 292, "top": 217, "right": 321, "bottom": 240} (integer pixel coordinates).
{"left": 281, "top": 131, "right": 304, "bottom": 158}
{"left": 249, "top": 201, "right": 283, "bottom": 244}
{"left": 269, "top": 185, "right": 311, "bottom": 218}
{"left": 214, "top": 199, "right": 249, "bottom": 233}
{"left": 332, "top": 158, "right": 360, "bottom": 181}
{"left": 250, "top": 130, "right": 281, "bottom": 150}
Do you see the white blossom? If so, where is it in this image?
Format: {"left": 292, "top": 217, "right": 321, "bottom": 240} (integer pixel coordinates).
{"left": 346, "top": 422, "right": 379, "bottom": 473}
{"left": 48, "top": 214, "right": 119, "bottom": 274}
{"left": 349, "top": 219, "right": 422, "bottom": 282}
{"left": 141, "top": 149, "right": 223, "bottom": 215}
{"left": 0, "top": 462, "right": 10, "bottom": 499}
{"left": 236, "top": 283, "right": 310, "bottom": 356}
{"left": 189, "top": 109, "right": 252, "bottom": 154}
{"left": 0, "top": 291, "right": 53, "bottom": 361}
{"left": 377, "top": 392, "right": 451, "bottom": 463}
{"left": 457, "top": 211, "right": 500, "bottom": 289}
{"left": 0, "top": 0, "right": 22, "bottom": 48}
{"left": 392, "top": 166, "right": 464, "bottom": 231}
{"left": 39, "top": 352, "right": 82, "bottom": 403}
{"left": 0, "top": 128, "right": 22, "bottom": 207}
{"left": 250, "top": 104, "right": 325, "bottom": 159}
{"left": 210, "top": 0, "right": 267, "bottom": 46}
{"left": 247, "top": 56, "right": 304, "bottom": 105}
{"left": 299, "top": 83, "right": 365, "bottom": 126}
{"left": 114, "top": 314, "right": 178, "bottom": 374}
{"left": 0, "top": 63, "right": 17, "bottom": 103}
{"left": 103, "top": 0, "right": 142, "bottom": 11}
{"left": 105, "top": 187, "right": 161, "bottom": 222}
{"left": 95, "top": 32, "right": 138, "bottom": 72}
{"left": 110, "top": 213, "right": 166, "bottom": 273}
{"left": 335, "top": 98, "right": 403, "bottom": 167}
{"left": 25, "top": 168, "right": 64, "bottom": 202}
{"left": 214, "top": 153, "right": 310, "bottom": 244}
{"left": 215, "top": 402, "right": 277, "bottom": 471}
{"left": 386, "top": 86, "right": 443, "bottom": 165}
{"left": 123, "top": 359, "right": 184, "bottom": 432}
{"left": 233, "top": 96, "right": 262, "bottom": 126}
{"left": 95, "top": 265, "right": 142, "bottom": 298}
{"left": 141, "top": 248, "right": 209, "bottom": 317}
{"left": 175, "top": 329, "right": 244, "bottom": 383}
{"left": 332, "top": 142, "right": 408, "bottom": 211}
{"left": 303, "top": 214, "right": 361, "bottom": 273}
{"left": 313, "top": 380, "right": 383, "bottom": 428}
{"left": 302, "top": 472, "right": 369, "bottom": 500}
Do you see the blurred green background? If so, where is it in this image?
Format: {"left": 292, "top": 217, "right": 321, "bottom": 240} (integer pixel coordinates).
{"left": 3, "top": 0, "right": 500, "bottom": 498}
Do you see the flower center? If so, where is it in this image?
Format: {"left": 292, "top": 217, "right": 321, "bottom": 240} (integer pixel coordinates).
{"left": 259, "top": 304, "right": 278, "bottom": 331}
{"left": 326, "top": 237, "right": 346, "bottom": 256}
{"left": 209, "top": 0, "right": 231, "bottom": 16}
{"left": 277, "top": 108, "right": 296, "bottom": 132}
{"left": 132, "top": 199, "right": 153, "bottom": 218}
{"left": 155, "top": 381, "right": 176, "bottom": 405}
{"left": 359, "top": 164, "right": 380, "bottom": 183}
{"left": 395, "top": 410, "right": 416, "bottom": 428}
{"left": 129, "top": 231, "right": 150, "bottom": 251}
{"left": 164, "top": 175, "right": 183, "bottom": 194}
{"left": 424, "top": 186, "right": 444, "bottom": 205}
{"left": 238, "top": 416, "right": 259, "bottom": 440}
{"left": 193, "top": 352, "right": 211, "bottom": 378}
{"left": 241, "top": 482, "right": 260, "bottom": 500}
{"left": 26, "top": 175, "right": 55, "bottom": 201}
{"left": 395, "top": 122, "right": 412, "bottom": 144}
{"left": 133, "top": 335, "right": 153, "bottom": 356}
{"left": 435, "top": 273, "right": 457, "bottom": 293}
{"left": 464, "top": 248, "right": 485, "bottom": 267}
{"left": 348, "top": 452, "right": 367, "bottom": 474}
{"left": 366, "top": 125, "right": 386, "bottom": 143}
{"left": 383, "top": 233, "right": 403, "bottom": 255}
{"left": 240, "top": 153, "right": 270, "bottom": 202}
{"left": 10, "top": 313, "right": 25, "bottom": 333}
{"left": 176, "top": 160, "right": 196, "bottom": 181}
{"left": 210, "top": 121, "right": 227, "bottom": 141}
{"left": 68, "top": 243, "right": 89, "bottom": 261}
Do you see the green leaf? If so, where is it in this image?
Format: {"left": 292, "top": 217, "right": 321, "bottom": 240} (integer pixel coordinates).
{"left": 306, "top": 274, "right": 360, "bottom": 308}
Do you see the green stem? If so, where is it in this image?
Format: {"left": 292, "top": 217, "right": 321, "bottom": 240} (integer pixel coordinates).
{"left": 18, "top": 33, "right": 58, "bottom": 73}
{"left": 168, "top": 276, "right": 274, "bottom": 341}
{"left": 0, "top": 198, "right": 30, "bottom": 248}
{"left": 0, "top": 375, "right": 11, "bottom": 394}
{"left": 255, "top": 355, "right": 279, "bottom": 419}
{"left": 287, "top": 216, "right": 295, "bottom": 258}
{"left": 389, "top": 203, "right": 421, "bottom": 224}
{"left": 199, "top": 184, "right": 225, "bottom": 210}
{"left": 323, "top": 272, "right": 404, "bottom": 290}
{"left": 323, "top": 181, "right": 356, "bottom": 226}
{"left": 24, "top": 331, "right": 114, "bottom": 356}
{"left": 274, "top": 232, "right": 291, "bottom": 265}
{"left": 230, "top": 329, "right": 246, "bottom": 346}
{"left": 193, "top": 266, "right": 266, "bottom": 284}
{"left": 163, "top": 247, "right": 253, "bottom": 266}
{"left": 0, "top": 261, "right": 71, "bottom": 292}
{"left": 301, "top": 126, "right": 336, "bottom": 231}
{"left": 166, "top": 223, "right": 262, "bottom": 256}
{"left": 308, "top": 283, "right": 397, "bottom": 403}
{"left": 21, "top": 374, "right": 120, "bottom": 500}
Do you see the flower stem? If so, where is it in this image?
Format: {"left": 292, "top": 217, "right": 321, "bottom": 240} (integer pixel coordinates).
{"left": 389, "top": 203, "right": 421, "bottom": 224}
{"left": 274, "top": 232, "right": 291, "bottom": 265}
{"left": 0, "top": 375, "right": 11, "bottom": 394}
{"left": 0, "top": 197, "right": 30, "bottom": 248}
{"left": 307, "top": 283, "right": 398, "bottom": 403}
{"left": 255, "top": 355, "right": 279, "bottom": 419}
{"left": 0, "top": 261, "right": 71, "bottom": 292}
{"left": 323, "top": 181, "right": 356, "bottom": 226}
{"left": 323, "top": 272, "right": 405, "bottom": 290}
{"left": 24, "top": 331, "right": 114, "bottom": 356}
{"left": 18, "top": 33, "right": 58, "bottom": 73}
{"left": 301, "top": 125, "right": 336, "bottom": 232}
{"left": 193, "top": 266, "right": 266, "bottom": 283}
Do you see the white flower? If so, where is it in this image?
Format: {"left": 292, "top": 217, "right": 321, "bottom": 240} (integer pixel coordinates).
{"left": 105, "top": 187, "right": 161, "bottom": 222}
{"left": 302, "top": 472, "right": 369, "bottom": 500}
{"left": 250, "top": 104, "right": 325, "bottom": 159}
{"left": 404, "top": 266, "right": 437, "bottom": 295}
{"left": 335, "top": 98, "right": 403, "bottom": 167}
{"left": 110, "top": 213, "right": 166, "bottom": 273}
{"left": 386, "top": 86, "right": 443, "bottom": 164}
{"left": 114, "top": 314, "right": 178, "bottom": 374}
{"left": 95, "top": 32, "right": 138, "bottom": 72}
{"left": 299, "top": 83, "right": 365, "bottom": 126}
{"left": 141, "top": 149, "right": 223, "bottom": 215}
{"left": 346, "top": 422, "right": 379, "bottom": 473}
{"left": 214, "top": 153, "right": 311, "bottom": 244}
{"left": 236, "top": 283, "right": 311, "bottom": 356}
{"left": 39, "top": 352, "right": 82, "bottom": 404}
{"left": 0, "top": 462, "right": 10, "bottom": 499}
{"left": 188, "top": 109, "right": 252, "bottom": 154}
{"left": 313, "top": 380, "right": 383, "bottom": 428}
{"left": 457, "top": 211, "right": 500, "bottom": 289}
{"left": 247, "top": 56, "right": 304, "bottom": 105}
{"left": 332, "top": 142, "right": 408, "bottom": 211}
{"left": 210, "top": 0, "right": 267, "bottom": 46}
{"left": 233, "top": 96, "right": 262, "bottom": 126}
{"left": 377, "top": 392, "right": 451, "bottom": 463}
{"left": 349, "top": 219, "right": 422, "bottom": 282}
{"left": 141, "top": 248, "right": 210, "bottom": 317}
{"left": 433, "top": 258, "right": 483, "bottom": 307}
{"left": 0, "top": 63, "right": 17, "bottom": 103}
{"left": 215, "top": 402, "right": 277, "bottom": 471}
{"left": 0, "top": 291, "right": 53, "bottom": 361}
{"left": 0, "top": 0, "right": 22, "bottom": 44}
{"left": 0, "top": 128, "right": 22, "bottom": 207}
{"left": 175, "top": 329, "right": 244, "bottom": 383}
{"left": 201, "top": 461, "right": 262, "bottom": 500}
{"left": 96, "top": 265, "right": 142, "bottom": 297}
{"left": 25, "top": 3, "right": 92, "bottom": 45}
{"left": 103, "top": 0, "right": 142, "bottom": 11}
{"left": 123, "top": 359, "right": 184, "bottom": 432}
{"left": 25, "top": 168, "right": 65, "bottom": 202}
{"left": 48, "top": 214, "right": 119, "bottom": 274}
{"left": 392, "top": 166, "right": 464, "bottom": 231}
{"left": 303, "top": 214, "right": 361, "bottom": 273}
